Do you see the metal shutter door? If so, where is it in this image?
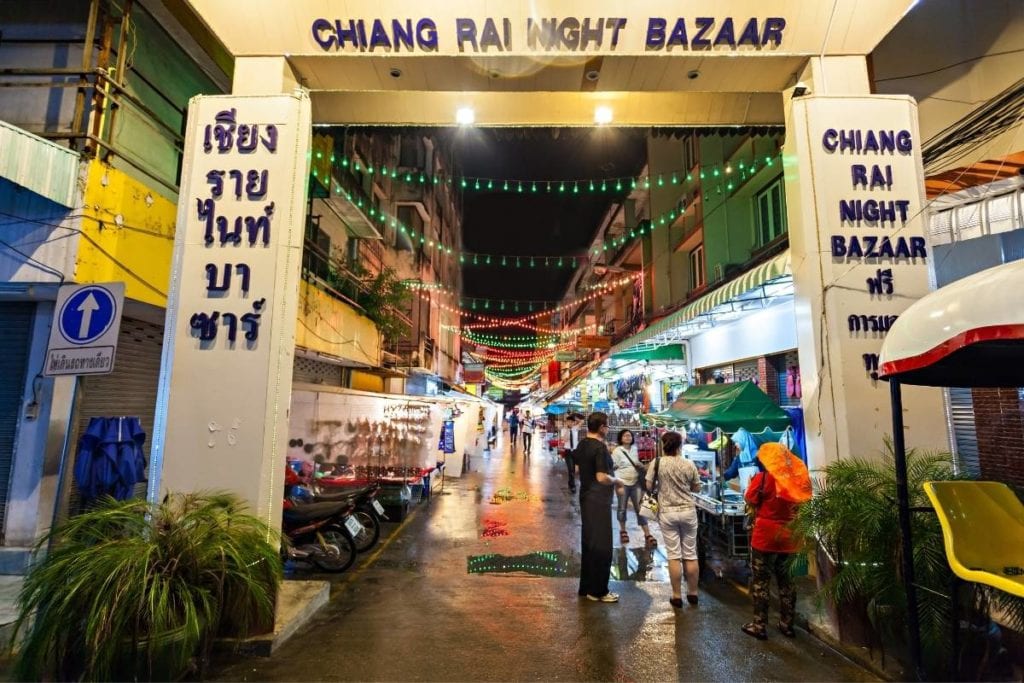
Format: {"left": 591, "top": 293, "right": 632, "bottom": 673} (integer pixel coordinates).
{"left": 947, "top": 387, "right": 980, "bottom": 477}
{"left": 67, "top": 319, "right": 163, "bottom": 512}
{"left": 0, "top": 303, "right": 35, "bottom": 542}
{"left": 293, "top": 356, "right": 344, "bottom": 386}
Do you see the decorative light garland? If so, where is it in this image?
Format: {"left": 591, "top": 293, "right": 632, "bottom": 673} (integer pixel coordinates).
{"left": 320, "top": 153, "right": 782, "bottom": 269}
{"left": 414, "top": 273, "right": 641, "bottom": 323}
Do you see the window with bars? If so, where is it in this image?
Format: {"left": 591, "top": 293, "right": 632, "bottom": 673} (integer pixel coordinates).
{"left": 756, "top": 177, "right": 787, "bottom": 246}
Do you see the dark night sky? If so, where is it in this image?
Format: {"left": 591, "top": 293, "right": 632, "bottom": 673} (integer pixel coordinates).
{"left": 444, "top": 127, "right": 648, "bottom": 306}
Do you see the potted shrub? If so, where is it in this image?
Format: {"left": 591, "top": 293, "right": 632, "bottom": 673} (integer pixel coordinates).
{"left": 793, "top": 444, "right": 1024, "bottom": 680}
{"left": 13, "top": 492, "right": 281, "bottom": 681}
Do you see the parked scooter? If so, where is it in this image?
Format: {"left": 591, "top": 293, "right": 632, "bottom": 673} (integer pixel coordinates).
{"left": 307, "top": 481, "right": 386, "bottom": 553}
{"left": 285, "top": 462, "right": 386, "bottom": 554}
{"left": 281, "top": 497, "right": 360, "bottom": 572}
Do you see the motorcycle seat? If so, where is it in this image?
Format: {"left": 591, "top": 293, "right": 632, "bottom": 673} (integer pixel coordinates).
{"left": 282, "top": 500, "right": 351, "bottom": 523}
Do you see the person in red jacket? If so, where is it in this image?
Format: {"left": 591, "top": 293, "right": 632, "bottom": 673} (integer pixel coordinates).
{"left": 741, "top": 464, "right": 802, "bottom": 640}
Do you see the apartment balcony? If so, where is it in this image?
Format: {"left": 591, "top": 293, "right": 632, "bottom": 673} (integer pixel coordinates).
{"left": 386, "top": 333, "right": 435, "bottom": 374}
{"left": 296, "top": 279, "right": 381, "bottom": 369}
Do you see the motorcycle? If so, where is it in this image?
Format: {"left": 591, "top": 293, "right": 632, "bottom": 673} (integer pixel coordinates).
{"left": 281, "top": 497, "right": 360, "bottom": 573}
{"left": 298, "top": 481, "right": 386, "bottom": 554}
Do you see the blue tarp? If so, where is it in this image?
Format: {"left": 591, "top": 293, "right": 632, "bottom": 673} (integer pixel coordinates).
{"left": 74, "top": 416, "right": 147, "bottom": 500}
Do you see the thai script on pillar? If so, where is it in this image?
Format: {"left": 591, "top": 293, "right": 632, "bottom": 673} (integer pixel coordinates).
{"left": 189, "top": 108, "right": 278, "bottom": 347}
{"left": 822, "top": 128, "right": 928, "bottom": 261}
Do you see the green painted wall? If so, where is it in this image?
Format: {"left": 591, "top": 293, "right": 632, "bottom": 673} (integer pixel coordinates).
{"left": 643, "top": 132, "right": 785, "bottom": 313}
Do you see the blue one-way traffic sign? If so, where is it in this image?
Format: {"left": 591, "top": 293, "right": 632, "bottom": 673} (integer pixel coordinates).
{"left": 45, "top": 282, "right": 125, "bottom": 376}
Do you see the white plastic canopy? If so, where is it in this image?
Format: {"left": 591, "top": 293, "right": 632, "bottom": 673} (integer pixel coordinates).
{"left": 879, "top": 259, "right": 1024, "bottom": 387}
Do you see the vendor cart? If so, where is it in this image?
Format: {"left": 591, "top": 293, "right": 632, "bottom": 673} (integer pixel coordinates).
{"left": 642, "top": 381, "right": 792, "bottom": 558}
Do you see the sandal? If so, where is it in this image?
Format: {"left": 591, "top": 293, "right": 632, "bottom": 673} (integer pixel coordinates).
{"left": 778, "top": 623, "right": 796, "bottom": 638}
{"left": 669, "top": 597, "right": 683, "bottom": 609}
{"left": 619, "top": 530, "right": 630, "bottom": 544}
{"left": 741, "top": 623, "right": 768, "bottom": 640}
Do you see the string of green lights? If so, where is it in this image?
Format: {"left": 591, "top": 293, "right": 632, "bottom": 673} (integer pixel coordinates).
{"left": 316, "top": 152, "right": 782, "bottom": 268}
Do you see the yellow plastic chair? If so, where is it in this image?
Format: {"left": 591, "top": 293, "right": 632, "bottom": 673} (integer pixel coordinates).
{"left": 923, "top": 481, "right": 1024, "bottom": 597}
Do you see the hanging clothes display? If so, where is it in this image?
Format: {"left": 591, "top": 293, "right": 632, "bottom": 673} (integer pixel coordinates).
{"left": 74, "top": 416, "right": 147, "bottom": 501}
{"left": 782, "top": 407, "right": 807, "bottom": 462}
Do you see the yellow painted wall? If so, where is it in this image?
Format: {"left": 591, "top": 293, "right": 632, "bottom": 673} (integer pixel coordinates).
{"left": 295, "top": 280, "right": 381, "bottom": 367}
{"left": 76, "top": 160, "right": 175, "bottom": 307}
{"left": 350, "top": 370, "right": 384, "bottom": 393}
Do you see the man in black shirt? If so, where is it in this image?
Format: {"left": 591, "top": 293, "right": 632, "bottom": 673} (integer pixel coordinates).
{"left": 575, "top": 411, "right": 624, "bottom": 602}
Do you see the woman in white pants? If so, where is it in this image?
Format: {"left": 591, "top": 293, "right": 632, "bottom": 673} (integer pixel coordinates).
{"left": 647, "top": 431, "right": 702, "bottom": 608}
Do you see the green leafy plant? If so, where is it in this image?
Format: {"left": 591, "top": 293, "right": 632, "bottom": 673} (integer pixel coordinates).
{"left": 13, "top": 492, "right": 281, "bottom": 681}
{"left": 357, "top": 266, "right": 412, "bottom": 344}
{"left": 793, "top": 443, "right": 1024, "bottom": 679}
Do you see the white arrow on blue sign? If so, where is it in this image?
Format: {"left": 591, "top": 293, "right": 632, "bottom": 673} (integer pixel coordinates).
{"left": 45, "top": 282, "right": 126, "bottom": 376}
{"left": 58, "top": 285, "right": 118, "bottom": 344}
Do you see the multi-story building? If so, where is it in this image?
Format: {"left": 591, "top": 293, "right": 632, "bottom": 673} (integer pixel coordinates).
{"left": 0, "top": 2, "right": 462, "bottom": 568}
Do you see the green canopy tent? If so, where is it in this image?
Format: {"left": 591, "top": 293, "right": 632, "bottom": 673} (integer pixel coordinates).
{"left": 641, "top": 381, "right": 790, "bottom": 433}
{"left": 610, "top": 344, "right": 686, "bottom": 362}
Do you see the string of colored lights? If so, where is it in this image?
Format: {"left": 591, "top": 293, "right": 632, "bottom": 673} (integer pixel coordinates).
{"left": 413, "top": 273, "right": 641, "bottom": 319}
{"left": 329, "top": 153, "right": 777, "bottom": 197}
{"left": 319, "top": 153, "right": 782, "bottom": 268}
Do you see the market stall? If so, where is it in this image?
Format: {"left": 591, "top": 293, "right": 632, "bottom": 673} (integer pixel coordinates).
{"left": 642, "top": 381, "right": 795, "bottom": 557}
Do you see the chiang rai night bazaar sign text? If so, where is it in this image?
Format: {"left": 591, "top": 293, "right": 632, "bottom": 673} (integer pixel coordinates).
{"left": 310, "top": 16, "right": 786, "bottom": 53}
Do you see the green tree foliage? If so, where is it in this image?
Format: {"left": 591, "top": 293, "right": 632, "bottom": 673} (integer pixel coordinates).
{"left": 356, "top": 266, "right": 412, "bottom": 344}
{"left": 14, "top": 493, "right": 281, "bottom": 681}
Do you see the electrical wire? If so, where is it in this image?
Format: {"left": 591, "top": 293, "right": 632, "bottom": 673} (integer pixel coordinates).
{"left": 0, "top": 209, "right": 168, "bottom": 298}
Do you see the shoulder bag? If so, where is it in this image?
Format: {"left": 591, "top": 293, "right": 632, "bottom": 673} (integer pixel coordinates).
{"left": 639, "top": 456, "right": 661, "bottom": 520}
{"left": 622, "top": 449, "right": 648, "bottom": 488}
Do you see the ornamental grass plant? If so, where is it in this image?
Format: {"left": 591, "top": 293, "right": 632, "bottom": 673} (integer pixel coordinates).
{"left": 13, "top": 492, "right": 281, "bottom": 681}
{"left": 793, "top": 443, "right": 1024, "bottom": 680}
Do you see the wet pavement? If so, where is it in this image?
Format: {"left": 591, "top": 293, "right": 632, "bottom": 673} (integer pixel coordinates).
{"left": 213, "top": 438, "right": 875, "bottom": 682}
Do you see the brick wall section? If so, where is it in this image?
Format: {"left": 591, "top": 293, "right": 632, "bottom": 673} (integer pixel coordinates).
{"left": 971, "top": 387, "right": 1024, "bottom": 488}
{"left": 758, "top": 356, "right": 781, "bottom": 403}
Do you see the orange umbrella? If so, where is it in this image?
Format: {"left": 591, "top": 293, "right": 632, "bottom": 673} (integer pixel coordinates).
{"left": 756, "top": 443, "right": 812, "bottom": 504}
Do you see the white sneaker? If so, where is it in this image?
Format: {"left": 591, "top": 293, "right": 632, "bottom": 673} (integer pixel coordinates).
{"left": 586, "top": 592, "right": 619, "bottom": 603}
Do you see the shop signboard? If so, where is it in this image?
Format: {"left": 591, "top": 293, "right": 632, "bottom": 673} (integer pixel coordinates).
{"left": 578, "top": 335, "right": 612, "bottom": 350}
{"left": 464, "top": 362, "right": 484, "bottom": 383}
{"left": 189, "top": 2, "right": 923, "bottom": 62}
{"left": 554, "top": 351, "right": 577, "bottom": 362}
{"left": 149, "top": 93, "right": 312, "bottom": 530}
{"left": 44, "top": 282, "right": 125, "bottom": 377}
{"left": 785, "top": 95, "right": 948, "bottom": 468}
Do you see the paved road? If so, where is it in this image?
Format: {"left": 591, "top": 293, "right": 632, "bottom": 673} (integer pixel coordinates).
{"left": 213, "top": 438, "right": 874, "bottom": 682}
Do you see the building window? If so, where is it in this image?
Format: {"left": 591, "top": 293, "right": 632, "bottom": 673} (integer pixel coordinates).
{"left": 689, "top": 245, "right": 705, "bottom": 290}
{"left": 756, "top": 177, "right": 787, "bottom": 245}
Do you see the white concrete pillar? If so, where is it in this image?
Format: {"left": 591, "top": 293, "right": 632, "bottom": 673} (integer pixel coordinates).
{"left": 783, "top": 56, "right": 949, "bottom": 469}
{"left": 148, "top": 57, "right": 311, "bottom": 531}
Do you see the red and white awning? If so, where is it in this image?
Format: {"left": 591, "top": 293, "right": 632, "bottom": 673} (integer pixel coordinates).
{"left": 879, "top": 259, "right": 1024, "bottom": 387}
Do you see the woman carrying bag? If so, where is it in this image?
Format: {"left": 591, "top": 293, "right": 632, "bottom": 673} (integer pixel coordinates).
{"left": 611, "top": 430, "right": 657, "bottom": 549}
{"left": 646, "top": 431, "right": 702, "bottom": 608}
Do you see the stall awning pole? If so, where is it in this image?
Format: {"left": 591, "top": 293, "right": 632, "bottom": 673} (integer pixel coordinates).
{"left": 890, "top": 379, "right": 923, "bottom": 680}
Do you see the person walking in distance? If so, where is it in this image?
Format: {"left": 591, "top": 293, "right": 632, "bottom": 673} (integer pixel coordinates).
{"left": 522, "top": 411, "right": 534, "bottom": 454}
{"left": 507, "top": 410, "right": 520, "bottom": 453}
{"left": 611, "top": 429, "right": 657, "bottom": 549}
{"left": 648, "top": 431, "right": 702, "bottom": 609}
{"left": 576, "top": 412, "right": 624, "bottom": 602}
{"left": 561, "top": 414, "right": 582, "bottom": 493}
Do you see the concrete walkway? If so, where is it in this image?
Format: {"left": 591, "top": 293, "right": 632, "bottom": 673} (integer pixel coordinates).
{"left": 212, "top": 438, "right": 875, "bottom": 682}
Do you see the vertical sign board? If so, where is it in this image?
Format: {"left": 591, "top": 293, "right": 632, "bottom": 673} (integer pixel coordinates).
{"left": 149, "top": 93, "right": 312, "bottom": 531}
{"left": 785, "top": 95, "right": 948, "bottom": 469}
{"left": 44, "top": 282, "right": 125, "bottom": 376}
